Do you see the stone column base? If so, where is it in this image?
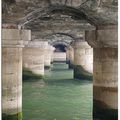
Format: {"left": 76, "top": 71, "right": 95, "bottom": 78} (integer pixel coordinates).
{"left": 2, "top": 112, "right": 22, "bottom": 120}
{"left": 74, "top": 65, "right": 93, "bottom": 80}
{"left": 2, "top": 28, "right": 27, "bottom": 120}
{"left": 93, "top": 99, "right": 118, "bottom": 120}
{"left": 22, "top": 67, "right": 44, "bottom": 81}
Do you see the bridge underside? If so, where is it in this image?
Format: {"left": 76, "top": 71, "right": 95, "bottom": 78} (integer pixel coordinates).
{"left": 2, "top": 0, "right": 118, "bottom": 120}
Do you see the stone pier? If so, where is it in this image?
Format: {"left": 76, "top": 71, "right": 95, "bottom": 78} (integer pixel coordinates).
{"left": 2, "top": 28, "right": 31, "bottom": 120}
{"left": 44, "top": 45, "right": 55, "bottom": 69}
{"left": 68, "top": 45, "right": 74, "bottom": 69}
{"left": 66, "top": 48, "right": 70, "bottom": 64}
{"left": 73, "top": 40, "right": 93, "bottom": 80}
{"left": 23, "top": 41, "right": 48, "bottom": 76}
{"left": 85, "top": 25, "right": 118, "bottom": 119}
{"left": 51, "top": 46, "right": 55, "bottom": 63}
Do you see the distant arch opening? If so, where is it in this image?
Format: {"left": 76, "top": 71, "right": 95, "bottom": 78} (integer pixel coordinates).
{"left": 53, "top": 44, "right": 67, "bottom": 52}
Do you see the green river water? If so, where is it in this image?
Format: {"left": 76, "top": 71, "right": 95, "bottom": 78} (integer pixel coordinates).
{"left": 23, "top": 62, "right": 93, "bottom": 120}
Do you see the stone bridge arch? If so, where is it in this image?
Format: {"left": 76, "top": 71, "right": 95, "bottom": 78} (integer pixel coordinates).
{"left": 44, "top": 33, "right": 76, "bottom": 46}
{"left": 17, "top": 2, "right": 117, "bottom": 28}
{"left": 19, "top": 5, "right": 92, "bottom": 26}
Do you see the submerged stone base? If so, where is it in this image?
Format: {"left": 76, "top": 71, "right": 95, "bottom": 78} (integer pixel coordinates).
{"left": 93, "top": 100, "right": 118, "bottom": 120}
{"left": 23, "top": 68, "right": 44, "bottom": 81}
{"left": 74, "top": 65, "right": 93, "bottom": 80}
{"left": 2, "top": 112, "right": 22, "bottom": 120}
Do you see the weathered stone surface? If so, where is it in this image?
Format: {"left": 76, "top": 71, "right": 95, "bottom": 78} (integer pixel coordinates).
{"left": 2, "top": 23, "right": 18, "bottom": 29}
{"left": 74, "top": 65, "right": 93, "bottom": 80}
{"left": 26, "top": 40, "right": 48, "bottom": 48}
{"left": 73, "top": 40, "right": 93, "bottom": 79}
{"left": 23, "top": 40, "right": 49, "bottom": 75}
{"left": 2, "top": 0, "right": 117, "bottom": 26}
{"left": 31, "top": 29, "right": 84, "bottom": 44}
{"left": 21, "top": 30, "right": 31, "bottom": 45}
{"left": 2, "top": 29, "right": 31, "bottom": 47}
{"left": 2, "top": 29, "right": 24, "bottom": 118}
{"left": 23, "top": 48, "right": 45, "bottom": 75}
{"left": 2, "top": 48, "right": 22, "bottom": 115}
{"left": 45, "top": 33, "right": 73, "bottom": 46}
{"left": 93, "top": 48, "right": 118, "bottom": 110}
{"left": 85, "top": 25, "right": 118, "bottom": 48}
{"left": 88, "top": 25, "right": 118, "bottom": 119}
{"left": 3, "top": 0, "right": 117, "bottom": 48}
{"left": 44, "top": 45, "right": 55, "bottom": 68}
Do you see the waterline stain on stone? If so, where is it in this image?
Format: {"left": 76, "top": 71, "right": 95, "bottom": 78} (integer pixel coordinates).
{"left": 22, "top": 67, "right": 44, "bottom": 81}
{"left": 2, "top": 112, "right": 22, "bottom": 120}
{"left": 93, "top": 100, "right": 118, "bottom": 120}
{"left": 74, "top": 65, "right": 93, "bottom": 80}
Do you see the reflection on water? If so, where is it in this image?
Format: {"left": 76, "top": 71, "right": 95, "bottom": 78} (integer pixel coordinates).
{"left": 23, "top": 62, "right": 93, "bottom": 120}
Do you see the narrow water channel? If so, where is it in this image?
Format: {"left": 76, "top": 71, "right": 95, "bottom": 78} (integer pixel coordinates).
{"left": 23, "top": 62, "right": 93, "bottom": 120}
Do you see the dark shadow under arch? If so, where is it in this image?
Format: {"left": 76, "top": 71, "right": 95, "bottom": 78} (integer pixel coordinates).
{"left": 53, "top": 43, "right": 67, "bottom": 52}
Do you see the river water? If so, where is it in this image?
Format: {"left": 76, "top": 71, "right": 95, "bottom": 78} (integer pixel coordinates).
{"left": 23, "top": 62, "right": 93, "bottom": 120}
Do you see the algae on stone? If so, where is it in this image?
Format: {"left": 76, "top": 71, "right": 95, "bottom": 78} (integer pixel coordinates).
{"left": 2, "top": 112, "right": 22, "bottom": 120}
{"left": 74, "top": 65, "right": 93, "bottom": 80}
{"left": 22, "top": 68, "right": 44, "bottom": 81}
